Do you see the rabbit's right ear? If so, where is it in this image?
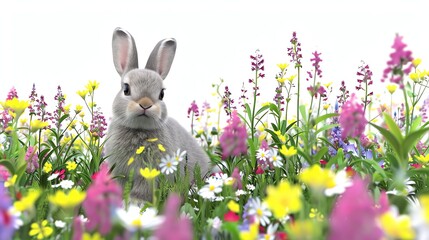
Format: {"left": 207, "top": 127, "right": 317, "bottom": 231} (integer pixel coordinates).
{"left": 112, "top": 28, "right": 139, "bottom": 76}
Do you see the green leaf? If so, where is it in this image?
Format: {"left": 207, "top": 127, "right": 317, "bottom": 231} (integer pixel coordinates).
{"left": 255, "top": 105, "right": 269, "bottom": 117}
{"left": 383, "top": 112, "right": 403, "bottom": 142}
{"left": 410, "top": 116, "right": 422, "bottom": 133}
{"left": 222, "top": 222, "right": 240, "bottom": 239}
{"left": 351, "top": 158, "right": 387, "bottom": 178}
{"left": 313, "top": 146, "right": 328, "bottom": 162}
{"left": 315, "top": 124, "right": 338, "bottom": 136}
{"left": 314, "top": 113, "right": 338, "bottom": 125}
{"left": 403, "top": 127, "right": 429, "bottom": 158}
{"left": 370, "top": 122, "right": 402, "bottom": 158}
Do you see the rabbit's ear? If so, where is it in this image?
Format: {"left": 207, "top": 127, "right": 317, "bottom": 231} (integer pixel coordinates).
{"left": 112, "top": 28, "right": 139, "bottom": 76}
{"left": 145, "top": 38, "right": 177, "bottom": 79}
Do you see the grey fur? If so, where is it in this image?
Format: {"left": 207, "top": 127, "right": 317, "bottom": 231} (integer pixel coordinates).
{"left": 106, "top": 28, "right": 210, "bottom": 202}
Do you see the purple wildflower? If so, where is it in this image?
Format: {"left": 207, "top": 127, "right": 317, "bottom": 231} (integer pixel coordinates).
{"left": 239, "top": 83, "right": 249, "bottom": 109}
{"left": 310, "top": 51, "right": 323, "bottom": 79}
{"left": 90, "top": 109, "right": 108, "bottom": 138}
{"left": 0, "top": 166, "right": 10, "bottom": 182}
{"left": 219, "top": 110, "right": 248, "bottom": 159}
{"left": 339, "top": 93, "right": 367, "bottom": 139}
{"left": 0, "top": 185, "right": 15, "bottom": 239}
{"left": 28, "top": 84, "right": 38, "bottom": 115}
{"left": 231, "top": 167, "right": 242, "bottom": 190}
{"left": 273, "top": 86, "right": 285, "bottom": 111}
{"left": 250, "top": 50, "right": 265, "bottom": 77}
{"left": 287, "top": 32, "right": 303, "bottom": 67}
{"left": 222, "top": 86, "right": 236, "bottom": 116}
{"left": 25, "top": 146, "right": 39, "bottom": 173}
{"left": 6, "top": 87, "right": 18, "bottom": 100}
{"left": 155, "top": 194, "right": 193, "bottom": 240}
{"left": 381, "top": 34, "right": 413, "bottom": 89}
{"left": 337, "top": 80, "right": 350, "bottom": 107}
{"left": 187, "top": 100, "right": 199, "bottom": 119}
{"left": 53, "top": 86, "right": 66, "bottom": 129}
{"left": 355, "top": 62, "right": 374, "bottom": 108}
{"left": 82, "top": 163, "right": 122, "bottom": 235}
{"left": 328, "top": 177, "right": 383, "bottom": 240}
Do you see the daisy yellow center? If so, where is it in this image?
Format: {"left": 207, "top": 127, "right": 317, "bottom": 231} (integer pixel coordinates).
{"left": 209, "top": 185, "right": 215, "bottom": 191}
{"left": 131, "top": 219, "right": 141, "bottom": 227}
{"left": 256, "top": 208, "right": 263, "bottom": 217}
{"left": 272, "top": 156, "right": 278, "bottom": 161}
{"left": 167, "top": 162, "right": 172, "bottom": 167}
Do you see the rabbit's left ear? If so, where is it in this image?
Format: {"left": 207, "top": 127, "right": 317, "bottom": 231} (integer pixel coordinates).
{"left": 145, "top": 38, "right": 177, "bottom": 79}
{"left": 112, "top": 28, "right": 139, "bottom": 76}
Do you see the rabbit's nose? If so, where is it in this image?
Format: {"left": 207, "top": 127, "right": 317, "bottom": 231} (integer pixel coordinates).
{"left": 138, "top": 97, "right": 154, "bottom": 110}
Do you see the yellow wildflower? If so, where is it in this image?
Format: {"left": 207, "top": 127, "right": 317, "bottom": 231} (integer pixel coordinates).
{"left": 323, "top": 104, "right": 330, "bottom": 110}
{"left": 77, "top": 89, "right": 88, "bottom": 99}
{"left": 127, "top": 157, "right": 135, "bottom": 166}
{"left": 30, "top": 119, "right": 49, "bottom": 133}
{"left": 309, "top": 208, "right": 324, "bottom": 220}
{"left": 140, "top": 167, "right": 160, "bottom": 180}
{"left": 413, "top": 58, "right": 422, "bottom": 68}
{"left": 79, "top": 111, "right": 85, "bottom": 118}
{"left": 43, "top": 162, "right": 53, "bottom": 173}
{"left": 3, "top": 98, "right": 29, "bottom": 119}
{"left": 75, "top": 104, "right": 83, "bottom": 113}
{"left": 48, "top": 188, "right": 86, "bottom": 209}
{"left": 88, "top": 102, "right": 96, "bottom": 108}
{"left": 287, "top": 220, "right": 320, "bottom": 239}
{"left": 83, "top": 232, "right": 102, "bottom": 240}
{"left": 287, "top": 74, "right": 297, "bottom": 83}
{"left": 63, "top": 104, "right": 71, "bottom": 114}
{"left": 61, "top": 135, "right": 71, "bottom": 145}
{"left": 419, "top": 195, "right": 429, "bottom": 223}
{"left": 20, "top": 117, "right": 28, "bottom": 126}
{"left": 85, "top": 80, "right": 100, "bottom": 93}
{"left": 68, "top": 120, "right": 78, "bottom": 130}
{"left": 299, "top": 164, "right": 336, "bottom": 190}
{"left": 386, "top": 84, "right": 398, "bottom": 94}
{"left": 4, "top": 175, "right": 17, "bottom": 187}
{"left": 323, "top": 81, "right": 333, "bottom": 88}
{"left": 265, "top": 181, "right": 302, "bottom": 219}
{"left": 240, "top": 221, "right": 259, "bottom": 240}
{"left": 158, "top": 144, "right": 166, "bottom": 152}
{"left": 410, "top": 72, "right": 419, "bottom": 82}
{"left": 379, "top": 212, "right": 415, "bottom": 239}
{"left": 14, "top": 190, "right": 41, "bottom": 212}
{"left": 277, "top": 63, "right": 289, "bottom": 71}
{"left": 277, "top": 77, "right": 286, "bottom": 84}
{"left": 136, "top": 146, "right": 145, "bottom": 154}
{"left": 66, "top": 161, "right": 77, "bottom": 171}
{"left": 416, "top": 154, "right": 429, "bottom": 164}
{"left": 279, "top": 145, "right": 297, "bottom": 157}
{"left": 29, "top": 220, "right": 53, "bottom": 240}
{"left": 227, "top": 200, "right": 240, "bottom": 213}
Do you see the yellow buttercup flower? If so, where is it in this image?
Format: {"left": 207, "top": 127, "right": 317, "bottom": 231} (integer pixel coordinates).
{"left": 136, "top": 146, "right": 145, "bottom": 155}
{"left": 277, "top": 63, "right": 289, "bottom": 71}
{"left": 287, "top": 74, "right": 297, "bottom": 83}
{"left": 83, "top": 232, "right": 102, "bottom": 240}
{"left": 3, "top": 98, "right": 29, "bottom": 119}
{"left": 379, "top": 212, "right": 415, "bottom": 239}
{"left": 4, "top": 174, "right": 17, "bottom": 187}
{"left": 48, "top": 188, "right": 86, "bottom": 209}
{"left": 416, "top": 154, "right": 429, "bottom": 164}
{"left": 323, "top": 104, "right": 330, "bottom": 110}
{"left": 299, "top": 164, "right": 336, "bottom": 190}
{"left": 419, "top": 195, "right": 429, "bottom": 223}
{"left": 75, "top": 104, "right": 83, "bottom": 113}
{"left": 323, "top": 81, "right": 333, "bottom": 88}
{"left": 66, "top": 161, "right": 77, "bottom": 171}
{"left": 386, "top": 84, "right": 398, "bottom": 94}
{"left": 140, "top": 167, "right": 160, "bottom": 180}
{"left": 413, "top": 58, "right": 422, "bottom": 68}
{"left": 85, "top": 80, "right": 100, "bottom": 93}
{"left": 30, "top": 119, "right": 49, "bottom": 133}
{"left": 277, "top": 77, "right": 286, "bottom": 84}
{"left": 227, "top": 200, "right": 240, "bottom": 213}
{"left": 63, "top": 104, "right": 71, "bottom": 114}
{"left": 20, "top": 117, "right": 28, "bottom": 126}
{"left": 77, "top": 89, "right": 88, "bottom": 99}
{"left": 279, "top": 145, "right": 297, "bottom": 157}
{"left": 29, "top": 220, "right": 53, "bottom": 239}
{"left": 14, "top": 189, "right": 41, "bottom": 212}
{"left": 265, "top": 180, "right": 302, "bottom": 219}
{"left": 158, "top": 144, "right": 166, "bottom": 152}
{"left": 43, "top": 162, "right": 53, "bottom": 173}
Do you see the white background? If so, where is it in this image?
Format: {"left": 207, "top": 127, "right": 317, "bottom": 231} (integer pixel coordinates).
{"left": 1, "top": 0, "right": 428, "bottom": 128}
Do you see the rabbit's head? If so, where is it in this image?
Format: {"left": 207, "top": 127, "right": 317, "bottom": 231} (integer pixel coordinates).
{"left": 111, "top": 28, "right": 176, "bottom": 130}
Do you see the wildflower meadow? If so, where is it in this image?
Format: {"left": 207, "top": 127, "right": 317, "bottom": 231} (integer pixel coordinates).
{"left": 2, "top": 32, "right": 429, "bottom": 240}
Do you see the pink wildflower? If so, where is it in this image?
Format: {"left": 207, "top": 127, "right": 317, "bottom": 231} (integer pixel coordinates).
{"left": 339, "top": 93, "right": 367, "bottom": 139}
{"left": 25, "top": 146, "right": 39, "bottom": 173}
{"left": 381, "top": 34, "right": 413, "bottom": 88}
{"left": 155, "top": 194, "right": 193, "bottom": 240}
{"left": 219, "top": 110, "right": 248, "bottom": 159}
{"left": 0, "top": 166, "right": 10, "bottom": 181}
{"left": 6, "top": 87, "right": 18, "bottom": 100}
{"left": 82, "top": 163, "right": 122, "bottom": 235}
{"left": 231, "top": 167, "right": 242, "bottom": 190}
{"left": 187, "top": 100, "right": 199, "bottom": 118}
{"left": 328, "top": 177, "right": 383, "bottom": 240}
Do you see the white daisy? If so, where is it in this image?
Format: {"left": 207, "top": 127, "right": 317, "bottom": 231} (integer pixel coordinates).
{"left": 247, "top": 197, "right": 272, "bottom": 226}
{"left": 325, "top": 169, "right": 353, "bottom": 196}
{"left": 54, "top": 220, "right": 66, "bottom": 228}
{"left": 159, "top": 155, "right": 179, "bottom": 175}
{"left": 256, "top": 148, "right": 271, "bottom": 161}
{"left": 52, "top": 180, "right": 74, "bottom": 189}
{"left": 198, "top": 177, "right": 223, "bottom": 200}
{"left": 268, "top": 149, "right": 283, "bottom": 168}
{"left": 115, "top": 205, "right": 164, "bottom": 231}
{"left": 259, "top": 223, "right": 279, "bottom": 240}
{"left": 47, "top": 173, "right": 59, "bottom": 181}
{"left": 174, "top": 149, "right": 187, "bottom": 162}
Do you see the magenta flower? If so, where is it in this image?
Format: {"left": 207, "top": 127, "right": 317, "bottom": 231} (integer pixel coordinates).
{"left": 231, "top": 167, "right": 242, "bottom": 190}
{"left": 82, "top": 163, "right": 122, "bottom": 235}
{"left": 0, "top": 185, "right": 15, "bottom": 239}
{"left": 6, "top": 87, "right": 18, "bottom": 100}
{"left": 187, "top": 100, "right": 199, "bottom": 118}
{"left": 25, "top": 146, "right": 39, "bottom": 173}
{"left": 287, "top": 32, "right": 303, "bottom": 66}
{"left": 219, "top": 110, "right": 248, "bottom": 159}
{"left": 328, "top": 177, "right": 383, "bottom": 240}
{"left": 155, "top": 194, "right": 193, "bottom": 240}
{"left": 339, "top": 93, "right": 367, "bottom": 139}
{"left": 310, "top": 51, "right": 323, "bottom": 78}
{"left": 0, "top": 166, "right": 10, "bottom": 181}
{"left": 381, "top": 34, "right": 413, "bottom": 88}
{"left": 90, "top": 109, "right": 108, "bottom": 138}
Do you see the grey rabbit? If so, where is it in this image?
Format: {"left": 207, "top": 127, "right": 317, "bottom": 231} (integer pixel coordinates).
{"left": 105, "top": 27, "right": 210, "bottom": 202}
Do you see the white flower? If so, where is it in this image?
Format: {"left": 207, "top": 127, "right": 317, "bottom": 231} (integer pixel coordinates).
{"left": 198, "top": 177, "right": 223, "bottom": 200}
{"left": 259, "top": 223, "right": 279, "bottom": 240}
{"left": 387, "top": 178, "right": 416, "bottom": 196}
{"left": 235, "top": 189, "right": 248, "bottom": 197}
{"left": 174, "top": 149, "right": 187, "bottom": 162}
{"left": 210, "top": 217, "right": 222, "bottom": 230}
{"left": 256, "top": 148, "right": 271, "bottom": 161}
{"left": 324, "top": 170, "right": 353, "bottom": 196}
{"left": 159, "top": 155, "right": 178, "bottom": 175}
{"left": 213, "top": 172, "right": 234, "bottom": 185}
{"left": 246, "top": 184, "right": 256, "bottom": 191}
{"left": 115, "top": 205, "right": 164, "bottom": 231}
{"left": 247, "top": 197, "right": 272, "bottom": 226}
{"left": 52, "top": 180, "right": 74, "bottom": 189}
{"left": 268, "top": 149, "right": 283, "bottom": 168}
{"left": 47, "top": 173, "right": 59, "bottom": 181}
{"left": 55, "top": 220, "right": 66, "bottom": 228}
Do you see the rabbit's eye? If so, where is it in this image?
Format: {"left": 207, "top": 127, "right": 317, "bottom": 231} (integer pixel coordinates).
{"left": 159, "top": 88, "right": 165, "bottom": 100}
{"left": 123, "top": 83, "right": 131, "bottom": 96}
